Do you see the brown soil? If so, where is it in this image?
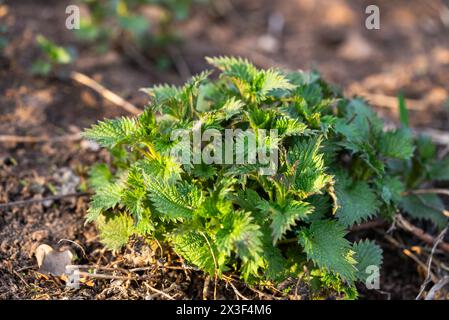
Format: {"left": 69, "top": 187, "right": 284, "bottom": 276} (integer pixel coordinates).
{"left": 1, "top": 0, "right": 449, "bottom": 300}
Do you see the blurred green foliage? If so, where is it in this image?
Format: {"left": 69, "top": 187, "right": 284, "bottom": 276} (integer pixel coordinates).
{"left": 76, "top": 0, "right": 207, "bottom": 52}
{"left": 31, "top": 35, "right": 73, "bottom": 75}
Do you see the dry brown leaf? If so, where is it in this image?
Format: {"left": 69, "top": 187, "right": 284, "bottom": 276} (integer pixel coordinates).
{"left": 35, "top": 244, "right": 74, "bottom": 276}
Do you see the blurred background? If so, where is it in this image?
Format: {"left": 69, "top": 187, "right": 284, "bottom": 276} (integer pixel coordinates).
{"left": 2, "top": 0, "right": 449, "bottom": 135}
{"left": 1, "top": 0, "right": 449, "bottom": 299}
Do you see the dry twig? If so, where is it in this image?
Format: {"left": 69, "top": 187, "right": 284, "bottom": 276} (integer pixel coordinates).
{"left": 405, "top": 188, "right": 449, "bottom": 198}
{"left": 425, "top": 277, "right": 449, "bottom": 300}
{"left": 202, "top": 275, "right": 211, "bottom": 300}
{"left": 350, "top": 219, "right": 387, "bottom": 232}
{"left": 383, "top": 233, "right": 439, "bottom": 283}
{"left": 396, "top": 214, "right": 449, "bottom": 253}
{"left": 416, "top": 224, "right": 449, "bottom": 299}
{"left": 143, "top": 282, "right": 176, "bottom": 300}
{"left": 69, "top": 71, "right": 141, "bottom": 115}
{"left": 223, "top": 275, "right": 249, "bottom": 300}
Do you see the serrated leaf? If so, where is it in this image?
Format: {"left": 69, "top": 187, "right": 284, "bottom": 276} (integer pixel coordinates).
{"left": 399, "top": 194, "right": 448, "bottom": 229}
{"left": 379, "top": 128, "right": 414, "bottom": 160}
{"left": 86, "top": 181, "right": 124, "bottom": 222}
{"left": 276, "top": 117, "right": 309, "bottom": 137}
{"left": 216, "top": 211, "right": 263, "bottom": 278}
{"left": 261, "top": 229, "right": 288, "bottom": 281}
{"left": 88, "top": 164, "right": 113, "bottom": 190}
{"left": 288, "top": 136, "right": 331, "bottom": 194}
{"left": 98, "top": 213, "right": 134, "bottom": 250}
{"left": 140, "top": 84, "right": 180, "bottom": 104}
{"left": 172, "top": 232, "right": 217, "bottom": 276}
{"left": 353, "top": 240, "right": 383, "bottom": 282}
{"left": 221, "top": 97, "right": 245, "bottom": 120}
{"left": 335, "top": 172, "right": 379, "bottom": 227}
{"left": 256, "top": 69, "right": 295, "bottom": 99}
{"left": 298, "top": 220, "right": 357, "bottom": 282}
{"left": 145, "top": 178, "right": 198, "bottom": 221}
{"left": 122, "top": 166, "right": 148, "bottom": 220}
{"left": 268, "top": 201, "right": 313, "bottom": 244}
{"left": 377, "top": 176, "right": 405, "bottom": 205}
{"left": 429, "top": 158, "right": 449, "bottom": 181}
{"left": 82, "top": 117, "right": 140, "bottom": 148}
{"left": 206, "top": 56, "right": 257, "bottom": 83}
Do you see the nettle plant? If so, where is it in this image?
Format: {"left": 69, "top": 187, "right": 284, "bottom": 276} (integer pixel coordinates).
{"left": 83, "top": 57, "right": 449, "bottom": 297}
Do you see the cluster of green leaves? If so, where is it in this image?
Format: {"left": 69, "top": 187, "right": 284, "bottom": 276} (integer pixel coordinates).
{"left": 77, "top": 0, "right": 205, "bottom": 58}
{"left": 31, "top": 35, "right": 73, "bottom": 75}
{"left": 83, "top": 57, "right": 449, "bottom": 298}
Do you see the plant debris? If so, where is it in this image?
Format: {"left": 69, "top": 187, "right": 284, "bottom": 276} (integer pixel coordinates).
{"left": 35, "top": 244, "right": 74, "bottom": 276}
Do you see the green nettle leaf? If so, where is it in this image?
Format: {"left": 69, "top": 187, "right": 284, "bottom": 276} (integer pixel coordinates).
{"left": 276, "top": 117, "right": 309, "bottom": 137}
{"left": 416, "top": 135, "right": 437, "bottom": 160}
{"left": 269, "top": 201, "right": 313, "bottom": 244}
{"left": 256, "top": 69, "right": 295, "bottom": 99}
{"left": 379, "top": 128, "right": 414, "bottom": 160}
{"left": 221, "top": 97, "right": 245, "bottom": 120}
{"left": 298, "top": 220, "right": 357, "bottom": 282}
{"left": 88, "top": 164, "right": 113, "bottom": 189}
{"left": 83, "top": 117, "right": 140, "bottom": 148}
{"left": 353, "top": 240, "right": 383, "bottom": 282}
{"left": 335, "top": 172, "right": 379, "bottom": 227}
{"left": 429, "top": 158, "right": 449, "bottom": 181}
{"left": 122, "top": 167, "right": 148, "bottom": 220}
{"left": 145, "top": 178, "right": 198, "bottom": 221}
{"left": 399, "top": 194, "right": 448, "bottom": 229}
{"left": 377, "top": 176, "right": 404, "bottom": 205}
{"left": 288, "top": 136, "right": 331, "bottom": 194}
{"left": 206, "top": 56, "right": 257, "bottom": 81}
{"left": 172, "top": 232, "right": 217, "bottom": 276}
{"left": 141, "top": 84, "right": 180, "bottom": 105}
{"left": 86, "top": 181, "right": 123, "bottom": 222}
{"left": 82, "top": 56, "right": 448, "bottom": 297}
{"left": 216, "top": 211, "right": 263, "bottom": 263}
{"left": 261, "top": 231, "right": 288, "bottom": 281}
{"left": 98, "top": 213, "right": 135, "bottom": 250}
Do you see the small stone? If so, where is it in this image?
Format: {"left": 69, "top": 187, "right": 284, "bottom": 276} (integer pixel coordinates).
{"left": 31, "top": 230, "right": 49, "bottom": 242}
{"left": 338, "top": 32, "right": 376, "bottom": 61}
{"left": 257, "top": 34, "right": 279, "bottom": 53}
{"left": 0, "top": 240, "right": 9, "bottom": 253}
{"left": 80, "top": 140, "right": 100, "bottom": 152}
